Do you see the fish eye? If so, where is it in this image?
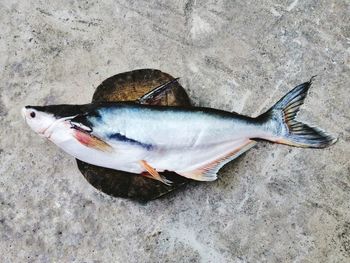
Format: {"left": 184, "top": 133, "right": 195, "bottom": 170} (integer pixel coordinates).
{"left": 30, "top": 111, "right": 36, "bottom": 118}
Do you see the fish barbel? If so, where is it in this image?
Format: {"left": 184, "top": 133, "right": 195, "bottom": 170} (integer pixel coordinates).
{"left": 22, "top": 78, "right": 337, "bottom": 184}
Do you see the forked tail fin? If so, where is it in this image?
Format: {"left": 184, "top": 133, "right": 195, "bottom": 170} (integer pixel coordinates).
{"left": 257, "top": 77, "right": 337, "bottom": 148}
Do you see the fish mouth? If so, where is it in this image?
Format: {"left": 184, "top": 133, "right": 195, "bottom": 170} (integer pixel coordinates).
{"left": 39, "top": 125, "right": 51, "bottom": 137}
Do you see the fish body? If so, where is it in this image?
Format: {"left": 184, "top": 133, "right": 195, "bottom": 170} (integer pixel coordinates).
{"left": 22, "top": 79, "right": 337, "bottom": 184}
{"left": 59, "top": 104, "right": 258, "bottom": 176}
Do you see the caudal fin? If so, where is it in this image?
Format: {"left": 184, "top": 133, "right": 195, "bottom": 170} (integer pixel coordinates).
{"left": 258, "top": 77, "right": 337, "bottom": 148}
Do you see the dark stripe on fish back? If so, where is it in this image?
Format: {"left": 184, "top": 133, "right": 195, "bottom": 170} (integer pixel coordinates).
{"left": 26, "top": 104, "right": 91, "bottom": 118}
{"left": 109, "top": 133, "right": 154, "bottom": 150}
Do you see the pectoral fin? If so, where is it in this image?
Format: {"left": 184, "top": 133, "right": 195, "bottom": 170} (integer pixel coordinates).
{"left": 177, "top": 139, "right": 256, "bottom": 181}
{"left": 73, "top": 130, "right": 113, "bottom": 152}
{"left": 139, "top": 160, "right": 172, "bottom": 185}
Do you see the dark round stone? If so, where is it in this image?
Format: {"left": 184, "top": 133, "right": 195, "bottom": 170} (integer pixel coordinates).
{"left": 77, "top": 69, "right": 192, "bottom": 202}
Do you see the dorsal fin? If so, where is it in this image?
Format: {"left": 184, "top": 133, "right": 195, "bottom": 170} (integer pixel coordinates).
{"left": 177, "top": 139, "right": 256, "bottom": 181}
{"left": 136, "top": 78, "right": 180, "bottom": 105}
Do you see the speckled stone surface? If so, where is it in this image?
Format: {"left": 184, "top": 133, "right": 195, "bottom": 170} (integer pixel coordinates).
{"left": 0, "top": 0, "right": 349, "bottom": 262}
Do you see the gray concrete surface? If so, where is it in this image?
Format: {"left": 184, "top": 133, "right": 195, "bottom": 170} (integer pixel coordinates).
{"left": 0, "top": 0, "right": 349, "bottom": 262}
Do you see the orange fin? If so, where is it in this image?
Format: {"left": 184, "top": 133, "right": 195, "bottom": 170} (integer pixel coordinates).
{"left": 140, "top": 172, "right": 154, "bottom": 180}
{"left": 73, "top": 130, "right": 112, "bottom": 152}
{"left": 139, "top": 160, "right": 172, "bottom": 185}
{"left": 177, "top": 140, "right": 256, "bottom": 181}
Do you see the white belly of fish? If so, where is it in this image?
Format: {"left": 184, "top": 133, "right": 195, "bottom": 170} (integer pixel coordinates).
{"left": 48, "top": 122, "right": 253, "bottom": 178}
{"left": 49, "top": 126, "right": 145, "bottom": 173}
{"left": 61, "top": 140, "right": 145, "bottom": 173}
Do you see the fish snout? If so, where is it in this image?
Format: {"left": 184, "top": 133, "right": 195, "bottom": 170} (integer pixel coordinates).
{"left": 21, "top": 106, "right": 36, "bottom": 120}
{"left": 21, "top": 107, "right": 27, "bottom": 120}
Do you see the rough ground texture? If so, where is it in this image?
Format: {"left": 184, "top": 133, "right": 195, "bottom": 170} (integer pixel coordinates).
{"left": 0, "top": 0, "right": 349, "bottom": 262}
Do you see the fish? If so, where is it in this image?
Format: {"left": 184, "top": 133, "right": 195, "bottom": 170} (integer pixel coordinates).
{"left": 22, "top": 77, "right": 337, "bottom": 185}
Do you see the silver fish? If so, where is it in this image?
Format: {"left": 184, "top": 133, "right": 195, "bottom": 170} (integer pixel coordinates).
{"left": 22, "top": 78, "right": 337, "bottom": 185}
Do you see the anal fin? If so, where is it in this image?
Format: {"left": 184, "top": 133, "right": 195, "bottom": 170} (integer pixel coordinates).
{"left": 177, "top": 139, "right": 256, "bottom": 181}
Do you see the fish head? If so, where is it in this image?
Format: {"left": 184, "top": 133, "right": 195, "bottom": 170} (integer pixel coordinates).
{"left": 22, "top": 106, "right": 60, "bottom": 136}
{"left": 22, "top": 104, "right": 87, "bottom": 142}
